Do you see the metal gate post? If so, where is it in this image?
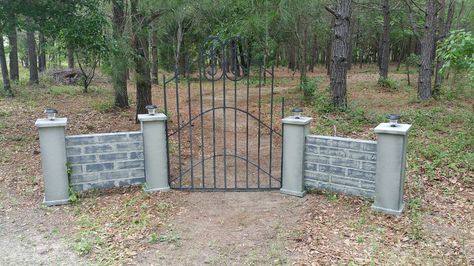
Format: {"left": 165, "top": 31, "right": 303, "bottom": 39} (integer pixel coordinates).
{"left": 280, "top": 115, "right": 312, "bottom": 197}
{"left": 138, "top": 113, "right": 170, "bottom": 192}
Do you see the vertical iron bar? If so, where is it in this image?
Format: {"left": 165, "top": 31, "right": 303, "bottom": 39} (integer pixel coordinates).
{"left": 280, "top": 97, "right": 285, "bottom": 188}
{"left": 186, "top": 64, "right": 194, "bottom": 188}
{"left": 223, "top": 45, "right": 227, "bottom": 189}
{"left": 175, "top": 68, "right": 183, "bottom": 188}
{"left": 257, "top": 65, "right": 262, "bottom": 188}
{"left": 269, "top": 66, "right": 274, "bottom": 188}
{"left": 163, "top": 75, "right": 170, "bottom": 186}
{"left": 233, "top": 47, "right": 238, "bottom": 188}
{"left": 211, "top": 52, "right": 216, "bottom": 188}
{"left": 199, "top": 54, "right": 205, "bottom": 188}
{"left": 245, "top": 65, "right": 250, "bottom": 189}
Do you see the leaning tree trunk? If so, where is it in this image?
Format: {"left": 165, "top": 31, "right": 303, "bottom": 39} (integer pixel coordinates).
{"left": 67, "top": 47, "right": 74, "bottom": 69}
{"left": 379, "top": 0, "right": 390, "bottom": 81}
{"left": 417, "top": 0, "right": 436, "bottom": 100}
{"left": 8, "top": 29, "right": 19, "bottom": 81}
{"left": 27, "top": 31, "right": 38, "bottom": 83}
{"left": 112, "top": 0, "right": 129, "bottom": 108}
{"left": 327, "top": 0, "right": 352, "bottom": 108}
{"left": 38, "top": 32, "right": 46, "bottom": 72}
{"left": 131, "top": 0, "right": 152, "bottom": 118}
{"left": 0, "top": 35, "right": 12, "bottom": 96}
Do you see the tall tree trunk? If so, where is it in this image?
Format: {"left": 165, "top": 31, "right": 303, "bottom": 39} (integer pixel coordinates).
{"left": 27, "top": 31, "right": 38, "bottom": 83}
{"left": 433, "top": 0, "right": 455, "bottom": 97}
{"left": 67, "top": 47, "right": 74, "bottom": 69}
{"left": 8, "top": 30, "right": 19, "bottom": 81}
{"left": 151, "top": 31, "right": 158, "bottom": 84}
{"left": 112, "top": 0, "right": 129, "bottom": 108}
{"left": 326, "top": 17, "right": 335, "bottom": 76}
{"left": 288, "top": 44, "right": 296, "bottom": 71}
{"left": 38, "top": 32, "right": 46, "bottom": 72}
{"left": 310, "top": 34, "right": 317, "bottom": 72}
{"left": 379, "top": 0, "right": 390, "bottom": 80}
{"left": 300, "top": 25, "right": 308, "bottom": 86}
{"left": 131, "top": 0, "right": 152, "bottom": 118}
{"left": 327, "top": 0, "right": 352, "bottom": 108}
{"left": 0, "top": 35, "right": 13, "bottom": 96}
{"left": 417, "top": 0, "right": 436, "bottom": 100}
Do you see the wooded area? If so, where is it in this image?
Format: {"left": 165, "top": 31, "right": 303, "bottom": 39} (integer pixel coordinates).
{"left": 0, "top": 0, "right": 473, "bottom": 111}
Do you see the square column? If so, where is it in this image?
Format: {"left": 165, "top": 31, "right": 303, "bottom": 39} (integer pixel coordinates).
{"left": 138, "top": 113, "right": 170, "bottom": 192}
{"left": 35, "top": 118, "right": 69, "bottom": 206}
{"left": 280, "top": 116, "right": 312, "bottom": 197}
{"left": 372, "top": 123, "right": 411, "bottom": 215}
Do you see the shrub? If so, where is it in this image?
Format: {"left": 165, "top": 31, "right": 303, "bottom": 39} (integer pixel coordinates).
{"left": 300, "top": 76, "right": 320, "bottom": 101}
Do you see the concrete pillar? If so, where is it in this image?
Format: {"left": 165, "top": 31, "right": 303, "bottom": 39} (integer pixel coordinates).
{"left": 280, "top": 116, "right": 312, "bottom": 197}
{"left": 35, "top": 118, "right": 69, "bottom": 206}
{"left": 138, "top": 113, "right": 170, "bottom": 192}
{"left": 372, "top": 122, "right": 412, "bottom": 215}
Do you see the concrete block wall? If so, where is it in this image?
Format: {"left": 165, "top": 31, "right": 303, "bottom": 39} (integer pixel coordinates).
{"left": 304, "top": 135, "right": 377, "bottom": 198}
{"left": 65, "top": 132, "right": 145, "bottom": 191}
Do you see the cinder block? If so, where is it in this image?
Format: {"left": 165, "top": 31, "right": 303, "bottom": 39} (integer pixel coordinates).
{"left": 305, "top": 153, "right": 330, "bottom": 164}
{"left": 128, "top": 132, "right": 143, "bottom": 141}
{"left": 84, "top": 144, "right": 114, "bottom": 154}
{"left": 304, "top": 171, "right": 330, "bottom": 182}
{"left": 70, "top": 165, "right": 83, "bottom": 174}
{"left": 67, "top": 155, "right": 96, "bottom": 164}
{"left": 319, "top": 146, "right": 346, "bottom": 157}
{"left": 360, "top": 180, "right": 376, "bottom": 190}
{"left": 330, "top": 175, "right": 360, "bottom": 188}
{"left": 306, "top": 136, "right": 327, "bottom": 146}
{"left": 305, "top": 144, "right": 318, "bottom": 154}
{"left": 331, "top": 157, "right": 360, "bottom": 169}
{"left": 362, "top": 143, "right": 377, "bottom": 152}
{"left": 86, "top": 163, "right": 114, "bottom": 173}
{"left": 346, "top": 150, "right": 376, "bottom": 162}
{"left": 66, "top": 136, "right": 96, "bottom": 146}
{"left": 100, "top": 170, "right": 131, "bottom": 180}
{"left": 70, "top": 173, "right": 99, "bottom": 184}
{"left": 117, "top": 177, "right": 145, "bottom": 187}
{"left": 361, "top": 161, "right": 377, "bottom": 172}
{"left": 99, "top": 153, "right": 128, "bottom": 161}
{"left": 130, "top": 168, "right": 145, "bottom": 178}
{"left": 97, "top": 134, "right": 129, "bottom": 143}
{"left": 347, "top": 168, "right": 376, "bottom": 181}
{"left": 129, "top": 152, "right": 144, "bottom": 160}
{"left": 66, "top": 147, "right": 82, "bottom": 156}
{"left": 319, "top": 164, "right": 346, "bottom": 176}
{"left": 115, "top": 160, "right": 144, "bottom": 169}
{"left": 115, "top": 142, "right": 143, "bottom": 152}
{"left": 304, "top": 162, "right": 318, "bottom": 172}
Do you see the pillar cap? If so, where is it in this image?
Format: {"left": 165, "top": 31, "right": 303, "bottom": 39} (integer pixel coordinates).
{"left": 35, "top": 118, "right": 67, "bottom": 128}
{"left": 282, "top": 116, "right": 312, "bottom": 125}
{"left": 374, "top": 123, "right": 411, "bottom": 135}
{"left": 138, "top": 113, "right": 167, "bottom": 122}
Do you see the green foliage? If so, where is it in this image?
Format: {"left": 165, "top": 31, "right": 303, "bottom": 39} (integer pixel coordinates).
{"left": 300, "top": 76, "right": 320, "bottom": 101}
{"left": 91, "top": 100, "right": 117, "bottom": 113}
{"left": 437, "top": 30, "right": 474, "bottom": 83}
{"left": 377, "top": 78, "right": 398, "bottom": 90}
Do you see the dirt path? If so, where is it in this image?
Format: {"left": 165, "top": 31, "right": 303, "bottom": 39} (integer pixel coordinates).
{"left": 136, "top": 191, "right": 306, "bottom": 265}
{"left": 0, "top": 186, "right": 87, "bottom": 266}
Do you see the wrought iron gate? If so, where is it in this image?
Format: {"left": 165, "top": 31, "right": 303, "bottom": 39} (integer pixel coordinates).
{"left": 163, "top": 36, "right": 285, "bottom": 191}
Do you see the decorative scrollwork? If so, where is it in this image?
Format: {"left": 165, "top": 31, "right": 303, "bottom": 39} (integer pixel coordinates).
{"left": 200, "top": 36, "right": 249, "bottom": 82}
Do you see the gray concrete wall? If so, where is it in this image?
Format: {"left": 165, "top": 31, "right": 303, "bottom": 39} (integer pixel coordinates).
{"left": 65, "top": 132, "right": 145, "bottom": 191}
{"left": 304, "top": 135, "right": 377, "bottom": 198}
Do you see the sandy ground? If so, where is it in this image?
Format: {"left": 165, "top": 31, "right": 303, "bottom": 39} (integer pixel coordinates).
{"left": 0, "top": 187, "right": 86, "bottom": 265}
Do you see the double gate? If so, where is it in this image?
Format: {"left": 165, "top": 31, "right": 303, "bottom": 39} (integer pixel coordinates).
{"left": 163, "top": 37, "right": 285, "bottom": 191}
